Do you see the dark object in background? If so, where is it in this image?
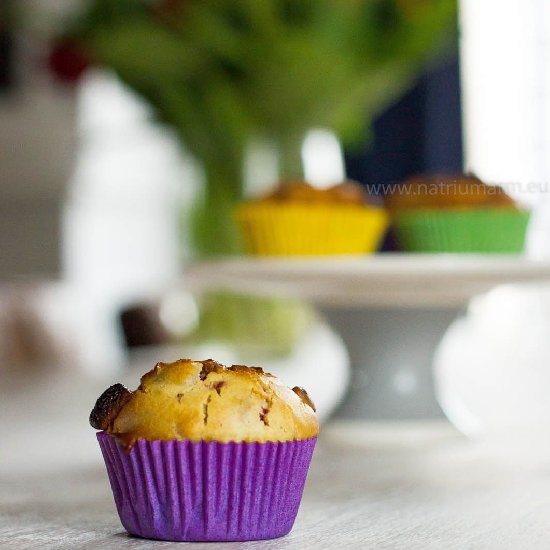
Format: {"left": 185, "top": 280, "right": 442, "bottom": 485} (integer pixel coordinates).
{"left": 47, "top": 40, "right": 90, "bottom": 84}
{"left": 120, "top": 304, "right": 169, "bottom": 348}
{"left": 345, "top": 56, "right": 463, "bottom": 250}
{"left": 346, "top": 56, "right": 463, "bottom": 186}
{"left": 0, "top": 1, "right": 15, "bottom": 90}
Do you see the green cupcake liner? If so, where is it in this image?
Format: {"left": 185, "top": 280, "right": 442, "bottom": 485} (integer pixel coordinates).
{"left": 393, "top": 209, "right": 530, "bottom": 253}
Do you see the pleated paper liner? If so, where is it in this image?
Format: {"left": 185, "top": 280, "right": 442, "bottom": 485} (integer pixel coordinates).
{"left": 97, "top": 432, "right": 317, "bottom": 542}
{"left": 235, "top": 203, "right": 388, "bottom": 256}
{"left": 393, "top": 208, "right": 530, "bottom": 253}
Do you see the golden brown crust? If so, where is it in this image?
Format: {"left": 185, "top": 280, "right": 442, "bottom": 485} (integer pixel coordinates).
{"left": 292, "top": 386, "right": 316, "bottom": 412}
{"left": 257, "top": 180, "right": 376, "bottom": 206}
{"left": 91, "top": 359, "right": 319, "bottom": 449}
{"left": 89, "top": 383, "right": 133, "bottom": 431}
{"left": 384, "top": 174, "right": 517, "bottom": 212}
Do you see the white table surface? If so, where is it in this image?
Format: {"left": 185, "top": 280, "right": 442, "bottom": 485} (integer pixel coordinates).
{"left": 3, "top": 370, "right": 550, "bottom": 549}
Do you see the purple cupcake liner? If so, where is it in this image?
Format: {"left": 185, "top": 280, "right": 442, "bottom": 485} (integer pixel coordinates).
{"left": 97, "top": 432, "right": 316, "bottom": 542}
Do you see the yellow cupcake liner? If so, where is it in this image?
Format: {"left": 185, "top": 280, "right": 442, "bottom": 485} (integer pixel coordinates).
{"left": 235, "top": 203, "right": 388, "bottom": 256}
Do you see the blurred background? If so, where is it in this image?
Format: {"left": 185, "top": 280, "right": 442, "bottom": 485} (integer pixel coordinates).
{"left": 4, "top": 0, "right": 550, "bottom": 473}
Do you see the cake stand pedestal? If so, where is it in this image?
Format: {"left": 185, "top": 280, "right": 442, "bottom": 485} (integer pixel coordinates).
{"left": 184, "top": 254, "right": 550, "bottom": 418}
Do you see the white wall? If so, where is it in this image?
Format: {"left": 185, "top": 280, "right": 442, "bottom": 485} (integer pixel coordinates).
{"left": 460, "top": 0, "right": 550, "bottom": 205}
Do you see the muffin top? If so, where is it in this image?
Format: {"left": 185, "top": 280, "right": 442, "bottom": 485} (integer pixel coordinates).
{"left": 252, "top": 180, "right": 378, "bottom": 207}
{"left": 384, "top": 174, "right": 517, "bottom": 212}
{"left": 90, "top": 359, "right": 318, "bottom": 449}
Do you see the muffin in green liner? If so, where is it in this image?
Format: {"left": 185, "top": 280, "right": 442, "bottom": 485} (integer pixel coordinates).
{"left": 393, "top": 208, "right": 530, "bottom": 253}
{"left": 386, "top": 174, "right": 530, "bottom": 253}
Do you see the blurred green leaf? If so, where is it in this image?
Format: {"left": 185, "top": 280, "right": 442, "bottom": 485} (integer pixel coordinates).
{"left": 75, "top": 0, "right": 457, "bottom": 153}
{"left": 88, "top": 15, "right": 205, "bottom": 81}
{"left": 65, "top": 0, "right": 457, "bottom": 254}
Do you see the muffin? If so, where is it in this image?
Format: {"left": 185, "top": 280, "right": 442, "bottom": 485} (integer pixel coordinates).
{"left": 385, "top": 174, "right": 530, "bottom": 253}
{"left": 235, "top": 180, "right": 388, "bottom": 255}
{"left": 90, "top": 358, "right": 318, "bottom": 542}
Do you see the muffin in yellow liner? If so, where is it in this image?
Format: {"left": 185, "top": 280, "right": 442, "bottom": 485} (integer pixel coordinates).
{"left": 235, "top": 181, "right": 388, "bottom": 256}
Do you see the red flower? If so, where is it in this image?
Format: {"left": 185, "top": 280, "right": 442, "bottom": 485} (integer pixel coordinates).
{"left": 48, "top": 40, "right": 90, "bottom": 84}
